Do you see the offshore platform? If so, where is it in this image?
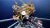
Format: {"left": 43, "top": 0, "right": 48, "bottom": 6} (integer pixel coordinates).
{"left": 0, "top": 0, "right": 50, "bottom": 28}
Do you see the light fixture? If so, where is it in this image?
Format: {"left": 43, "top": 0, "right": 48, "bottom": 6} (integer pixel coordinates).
{"left": 21, "top": 11, "right": 26, "bottom": 15}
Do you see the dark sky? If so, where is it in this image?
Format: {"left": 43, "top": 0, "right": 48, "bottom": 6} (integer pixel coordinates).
{"left": 0, "top": 0, "right": 50, "bottom": 19}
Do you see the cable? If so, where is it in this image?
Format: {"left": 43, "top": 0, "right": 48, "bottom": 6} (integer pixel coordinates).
{"left": 0, "top": 17, "right": 50, "bottom": 23}
{"left": 0, "top": 18, "right": 14, "bottom": 22}
{"left": 20, "top": 0, "right": 25, "bottom": 4}
{"left": 8, "top": 21, "right": 19, "bottom": 28}
{"left": 37, "top": 18, "right": 50, "bottom": 20}
{"left": 30, "top": 16, "right": 50, "bottom": 21}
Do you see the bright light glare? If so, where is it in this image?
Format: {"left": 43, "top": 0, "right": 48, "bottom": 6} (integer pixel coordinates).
{"left": 21, "top": 11, "right": 26, "bottom": 15}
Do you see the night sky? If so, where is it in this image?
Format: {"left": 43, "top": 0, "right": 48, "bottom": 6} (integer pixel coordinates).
{"left": 0, "top": 0, "right": 50, "bottom": 28}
